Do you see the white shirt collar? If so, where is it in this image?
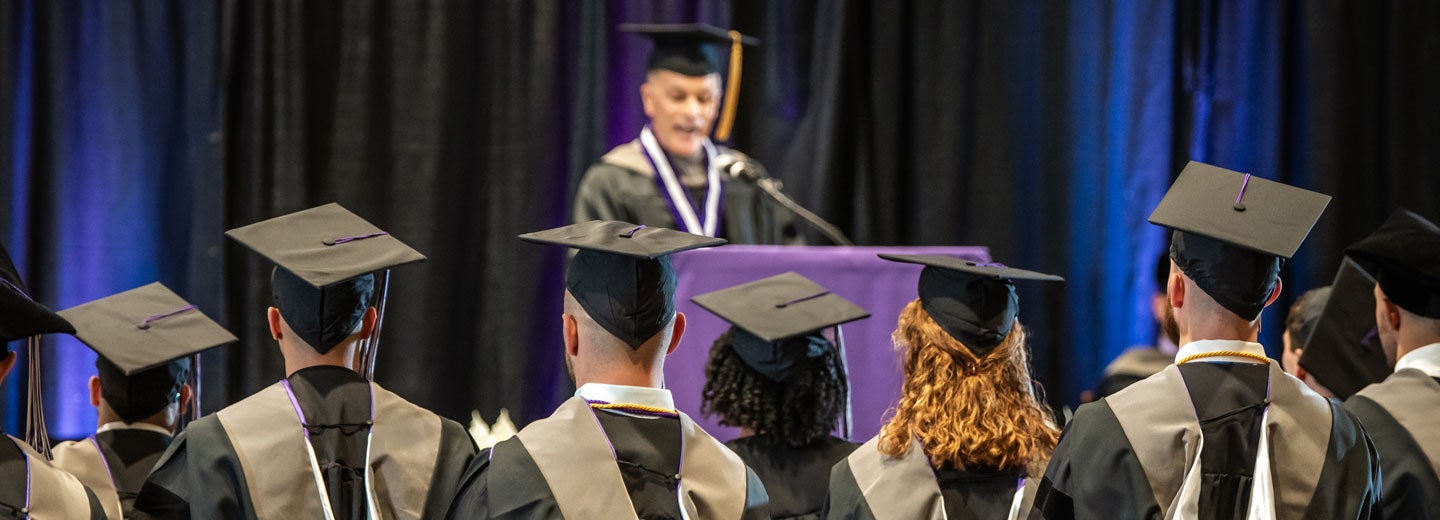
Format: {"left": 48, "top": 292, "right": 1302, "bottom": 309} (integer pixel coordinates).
{"left": 1174, "top": 339, "right": 1270, "bottom": 365}
{"left": 96, "top": 421, "right": 173, "bottom": 436}
{"left": 1394, "top": 343, "right": 1440, "bottom": 377}
{"left": 575, "top": 383, "right": 675, "bottom": 410}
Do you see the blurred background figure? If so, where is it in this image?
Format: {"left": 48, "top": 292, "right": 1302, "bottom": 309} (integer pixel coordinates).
{"left": 1092, "top": 252, "right": 1179, "bottom": 400}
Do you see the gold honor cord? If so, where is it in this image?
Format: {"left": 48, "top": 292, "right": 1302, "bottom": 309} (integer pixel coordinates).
{"left": 589, "top": 402, "right": 679, "bottom": 416}
{"left": 1177, "top": 350, "right": 1273, "bottom": 365}
{"left": 713, "top": 30, "right": 744, "bottom": 142}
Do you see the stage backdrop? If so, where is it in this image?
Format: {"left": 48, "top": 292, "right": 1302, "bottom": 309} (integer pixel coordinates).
{"left": 2, "top": 0, "right": 1438, "bottom": 437}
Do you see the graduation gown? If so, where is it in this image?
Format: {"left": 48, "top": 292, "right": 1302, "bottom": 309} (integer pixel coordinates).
{"left": 1034, "top": 362, "right": 1381, "bottom": 519}
{"left": 0, "top": 433, "right": 107, "bottom": 519}
{"left": 444, "top": 396, "right": 770, "bottom": 519}
{"left": 724, "top": 435, "right": 857, "bottom": 520}
{"left": 827, "top": 435, "right": 1042, "bottom": 520}
{"left": 1344, "top": 368, "right": 1440, "bottom": 518}
{"left": 573, "top": 140, "right": 798, "bottom": 245}
{"left": 133, "top": 366, "right": 476, "bottom": 519}
{"left": 52, "top": 426, "right": 172, "bottom": 519}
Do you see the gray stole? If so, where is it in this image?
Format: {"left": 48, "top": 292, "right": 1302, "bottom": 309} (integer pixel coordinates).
{"left": 1353, "top": 368, "right": 1440, "bottom": 477}
{"left": 1106, "top": 363, "right": 1330, "bottom": 518}
{"left": 50, "top": 437, "right": 123, "bottom": 519}
{"left": 10, "top": 435, "right": 97, "bottom": 519}
{"left": 513, "top": 396, "right": 748, "bottom": 519}
{"left": 215, "top": 381, "right": 443, "bottom": 520}
{"left": 843, "top": 435, "right": 946, "bottom": 519}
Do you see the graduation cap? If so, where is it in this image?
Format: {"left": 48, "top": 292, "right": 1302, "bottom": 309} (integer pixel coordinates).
{"left": 520, "top": 221, "right": 725, "bottom": 350}
{"left": 0, "top": 244, "right": 74, "bottom": 457}
{"left": 59, "top": 282, "right": 237, "bottom": 422}
{"left": 1344, "top": 208, "right": 1440, "bottom": 319}
{"left": 880, "top": 254, "right": 1064, "bottom": 357}
{"left": 691, "top": 272, "right": 870, "bottom": 381}
{"left": 620, "top": 23, "right": 759, "bottom": 141}
{"left": 227, "top": 203, "right": 426, "bottom": 378}
{"left": 1297, "top": 259, "right": 1391, "bottom": 399}
{"left": 1149, "top": 161, "right": 1331, "bottom": 320}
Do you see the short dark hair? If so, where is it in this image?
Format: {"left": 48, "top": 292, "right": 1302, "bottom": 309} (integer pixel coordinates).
{"left": 701, "top": 330, "right": 848, "bottom": 447}
{"left": 1286, "top": 286, "right": 1333, "bottom": 352}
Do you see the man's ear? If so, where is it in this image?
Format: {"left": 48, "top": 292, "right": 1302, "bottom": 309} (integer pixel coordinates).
{"left": 359, "top": 307, "right": 378, "bottom": 339}
{"left": 563, "top": 314, "right": 580, "bottom": 358}
{"left": 268, "top": 307, "right": 284, "bottom": 340}
{"left": 89, "top": 375, "right": 102, "bottom": 407}
{"left": 665, "top": 312, "right": 686, "bottom": 356}
{"left": 177, "top": 383, "right": 193, "bottom": 417}
{"left": 0, "top": 351, "right": 15, "bottom": 386}
{"left": 1264, "top": 278, "right": 1285, "bottom": 308}
{"left": 1383, "top": 299, "right": 1404, "bottom": 332}
{"left": 1168, "top": 270, "right": 1186, "bottom": 310}
{"left": 640, "top": 81, "right": 656, "bottom": 119}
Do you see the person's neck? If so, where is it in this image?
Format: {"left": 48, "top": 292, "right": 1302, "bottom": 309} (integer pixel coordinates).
{"left": 97, "top": 409, "right": 175, "bottom": 433}
{"left": 1396, "top": 334, "right": 1440, "bottom": 362}
{"left": 282, "top": 341, "right": 360, "bottom": 377}
{"left": 576, "top": 369, "right": 663, "bottom": 389}
{"left": 1180, "top": 318, "right": 1259, "bottom": 345}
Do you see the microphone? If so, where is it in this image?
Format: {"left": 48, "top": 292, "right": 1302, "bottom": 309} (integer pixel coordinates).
{"left": 715, "top": 153, "right": 762, "bottom": 182}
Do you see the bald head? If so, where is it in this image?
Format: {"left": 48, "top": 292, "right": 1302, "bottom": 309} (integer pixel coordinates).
{"left": 562, "top": 290, "right": 684, "bottom": 388}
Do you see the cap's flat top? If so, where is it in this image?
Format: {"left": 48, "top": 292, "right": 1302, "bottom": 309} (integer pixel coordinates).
{"left": 519, "top": 221, "right": 726, "bottom": 259}
{"left": 691, "top": 272, "right": 869, "bottom": 342}
{"left": 878, "top": 254, "right": 1064, "bottom": 282}
{"left": 1149, "top": 161, "right": 1330, "bottom": 259}
{"left": 618, "top": 23, "right": 759, "bottom": 46}
{"left": 225, "top": 203, "right": 426, "bottom": 288}
{"left": 59, "top": 282, "right": 237, "bottom": 375}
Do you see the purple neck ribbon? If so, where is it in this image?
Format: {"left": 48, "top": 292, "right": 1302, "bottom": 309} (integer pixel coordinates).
{"left": 138, "top": 305, "right": 197, "bottom": 329}
{"left": 324, "top": 231, "right": 389, "bottom": 246}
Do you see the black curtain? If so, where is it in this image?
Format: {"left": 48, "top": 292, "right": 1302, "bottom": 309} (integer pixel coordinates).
{"left": 2, "top": 1, "right": 1438, "bottom": 433}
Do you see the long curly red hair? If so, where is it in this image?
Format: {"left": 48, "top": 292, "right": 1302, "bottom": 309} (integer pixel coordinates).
{"left": 877, "top": 299, "right": 1058, "bottom": 472}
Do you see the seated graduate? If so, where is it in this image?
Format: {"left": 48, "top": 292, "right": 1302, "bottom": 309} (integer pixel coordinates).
{"left": 1034, "top": 162, "right": 1381, "bottom": 519}
{"left": 828, "top": 254, "right": 1063, "bottom": 520}
{"left": 134, "top": 203, "right": 476, "bottom": 519}
{"left": 445, "top": 221, "right": 769, "bottom": 519}
{"left": 1094, "top": 252, "right": 1178, "bottom": 398}
{"left": 1279, "top": 285, "right": 1336, "bottom": 397}
{"left": 691, "top": 272, "right": 869, "bottom": 519}
{"left": 0, "top": 245, "right": 107, "bottom": 518}
{"left": 1340, "top": 208, "right": 1440, "bottom": 518}
{"left": 51, "top": 283, "right": 236, "bottom": 519}
{"left": 1295, "top": 258, "right": 1391, "bottom": 401}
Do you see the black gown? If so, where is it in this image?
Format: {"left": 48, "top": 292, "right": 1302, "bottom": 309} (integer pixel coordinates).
{"left": 134, "top": 366, "right": 476, "bottom": 519}
{"left": 724, "top": 435, "right": 857, "bottom": 519}
{"left": 445, "top": 397, "right": 769, "bottom": 519}
{"left": 0, "top": 432, "right": 107, "bottom": 519}
{"left": 573, "top": 140, "right": 798, "bottom": 245}
{"left": 1034, "top": 361, "right": 1382, "bottom": 519}
{"left": 1344, "top": 369, "right": 1440, "bottom": 519}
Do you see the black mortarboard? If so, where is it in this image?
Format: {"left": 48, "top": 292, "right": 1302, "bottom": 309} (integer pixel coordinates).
{"left": 0, "top": 245, "right": 74, "bottom": 344}
{"left": 59, "top": 282, "right": 237, "bottom": 422}
{"left": 1297, "top": 259, "right": 1391, "bottom": 399}
{"left": 226, "top": 203, "right": 426, "bottom": 354}
{"left": 880, "top": 254, "right": 1063, "bottom": 357}
{"left": 1149, "top": 161, "right": 1331, "bottom": 320}
{"left": 1345, "top": 208, "right": 1440, "bottom": 319}
{"left": 620, "top": 23, "right": 759, "bottom": 142}
{"left": 521, "top": 221, "right": 725, "bottom": 350}
{"left": 692, "top": 272, "right": 869, "bottom": 381}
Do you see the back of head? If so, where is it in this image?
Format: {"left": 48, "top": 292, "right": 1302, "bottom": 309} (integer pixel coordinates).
{"left": 564, "top": 290, "right": 672, "bottom": 374}
{"left": 878, "top": 299, "right": 1057, "bottom": 471}
{"left": 1285, "top": 286, "right": 1332, "bottom": 352}
{"left": 272, "top": 267, "right": 374, "bottom": 353}
{"left": 97, "top": 356, "right": 189, "bottom": 423}
{"left": 701, "top": 327, "right": 847, "bottom": 447}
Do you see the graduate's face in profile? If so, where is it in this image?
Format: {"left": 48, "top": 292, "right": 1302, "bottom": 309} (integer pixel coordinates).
{"left": 641, "top": 70, "right": 722, "bottom": 158}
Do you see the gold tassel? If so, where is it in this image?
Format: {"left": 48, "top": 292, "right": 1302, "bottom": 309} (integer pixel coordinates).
{"left": 713, "top": 30, "right": 744, "bottom": 142}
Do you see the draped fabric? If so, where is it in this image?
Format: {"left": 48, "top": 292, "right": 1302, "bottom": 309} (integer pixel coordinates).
{"left": 2, "top": 0, "right": 1439, "bottom": 436}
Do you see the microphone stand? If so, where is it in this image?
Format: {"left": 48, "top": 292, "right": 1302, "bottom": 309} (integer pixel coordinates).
{"left": 752, "top": 177, "right": 855, "bottom": 246}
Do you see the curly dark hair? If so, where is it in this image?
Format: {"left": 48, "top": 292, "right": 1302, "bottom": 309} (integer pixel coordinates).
{"left": 701, "top": 328, "right": 849, "bottom": 447}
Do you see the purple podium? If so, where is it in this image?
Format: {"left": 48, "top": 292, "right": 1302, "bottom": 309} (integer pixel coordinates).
{"left": 665, "top": 245, "right": 990, "bottom": 443}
